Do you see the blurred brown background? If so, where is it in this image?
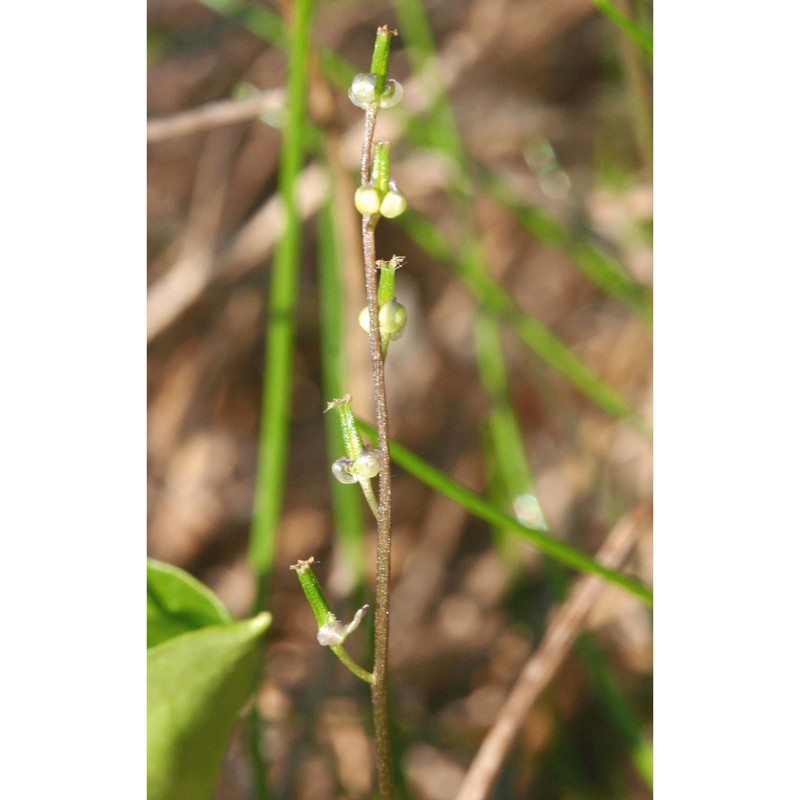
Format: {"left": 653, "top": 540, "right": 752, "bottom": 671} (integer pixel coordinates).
{"left": 147, "top": 0, "right": 652, "bottom": 797}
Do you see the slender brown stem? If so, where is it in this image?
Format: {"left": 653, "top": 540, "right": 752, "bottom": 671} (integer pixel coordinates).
{"left": 359, "top": 102, "right": 395, "bottom": 799}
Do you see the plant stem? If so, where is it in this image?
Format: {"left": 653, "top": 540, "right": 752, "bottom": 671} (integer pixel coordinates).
{"left": 360, "top": 102, "right": 396, "bottom": 799}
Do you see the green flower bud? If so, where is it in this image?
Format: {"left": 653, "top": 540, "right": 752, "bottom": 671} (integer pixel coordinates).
{"left": 348, "top": 73, "right": 378, "bottom": 108}
{"left": 354, "top": 184, "right": 382, "bottom": 215}
{"left": 379, "top": 188, "right": 407, "bottom": 219}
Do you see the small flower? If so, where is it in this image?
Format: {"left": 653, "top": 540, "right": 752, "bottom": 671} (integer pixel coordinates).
{"left": 316, "top": 605, "right": 370, "bottom": 646}
{"left": 348, "top": 74, "right": 404, "bottom": 110}
{"left": 331, "top": 456, "right": 358, "bottom": 484}
{"left": 348, "top": 73, "right": 378, "bottom": 108}
{"left": 378, "top": 79, "right": 404, "bottom": 109}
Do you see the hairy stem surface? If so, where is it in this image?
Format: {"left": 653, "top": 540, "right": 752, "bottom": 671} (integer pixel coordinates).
{"left": 360, "top": 101, "right": 395, "bottom": 798}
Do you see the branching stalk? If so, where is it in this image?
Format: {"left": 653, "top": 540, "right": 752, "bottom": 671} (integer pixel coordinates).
{"left": 358, "top": 26, "right": 398, "bottom": 800}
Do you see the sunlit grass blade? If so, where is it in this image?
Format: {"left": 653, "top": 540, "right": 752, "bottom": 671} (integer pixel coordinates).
{"left": 398, "top": 211, "right": 638, "bottom": 423}
{"left": 198, "top": 0, "right": 286, "bottom": 47}
{"left": 356, "top": 420, "right": 652, "bottom": 605}
{"left": 249, "top": 0, "right": 314, "bottom": 607}
{"left": 474, "top": 311, "right": 547, "bottom": 564}
{"left": 245, "top": 0, "right": 315, "bottom": 796}
{"left": 318, "top": 195, "right": 365, "bottom": 595}
{"left": 478, "top": 168, "right": 653, "bottom": 327}
{"left": 591, "top": 0, "right": 653, "bottom": 61}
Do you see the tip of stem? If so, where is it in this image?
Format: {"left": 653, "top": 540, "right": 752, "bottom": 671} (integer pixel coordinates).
{"left": 290, "top": 556, "right": 316, "bottom": 574}
{"left": 325, "top": 395, "right": 352, "bottom": 413}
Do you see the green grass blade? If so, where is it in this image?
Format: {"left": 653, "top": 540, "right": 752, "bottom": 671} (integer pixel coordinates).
{"left": 198, "top": 0, "right": 286, "bottom": 47}
{"left": 474, "top": 310, "right": 548, "bottom": 565}
{"left": 399, "top": 211, "right": 637, "bottom": 422}
{"left": 475, "top": 312, "right": 537, "bottom": 502}
{"left": 318, "top": 192, "right": 365, "bottom": 594}
{"left": 248, "top": 0, "right": 315, "bottom": 609}
{"left": 478, "top": 168, "right": 653, "bottom": 327}
{"left": 576, "top": 632, "right": 654, "bottom": 787}
{"left": 356, "top": 420, "right": 652, "bottom": 605}
{"left": 242, "top": 3, "right": 315, "bottom": 797}
{"left": 591, "top": 0, "right": 653, "bottom": 60}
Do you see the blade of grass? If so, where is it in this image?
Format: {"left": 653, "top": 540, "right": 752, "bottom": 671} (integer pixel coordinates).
{"left": 199, "top": 0, "right": 286, "bottom": 47}
{"left": 591, "top": 0, "right": 653, "bottom": 61}
{"left": 246, "top": 1, "right": 315, "bottom": 796}
{"left": 399, "top": 211, "right": 639, "bottom": 424}
{"left": 356, "top": 420, "right": 652, "bottom": 605}
{"left": 478, "top": 167, "right": 653, "bottom": 327}
{"left": 318, "top": 191, "right": 365, "bottom": 595}
{"left": 474, "top": 311, "right": 548, "bottom": 566}
{"left": 249, "top": 0, "right": 314, "bottom": 607}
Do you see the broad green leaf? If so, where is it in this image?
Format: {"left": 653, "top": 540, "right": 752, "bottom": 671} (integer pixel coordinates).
{"left": 147, "top": 558, "right": 232, "bottom": 648}
{"left": 147, "top": 612, "right": 271, "bottom": 800}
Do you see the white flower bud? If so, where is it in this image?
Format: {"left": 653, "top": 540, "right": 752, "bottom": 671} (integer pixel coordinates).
{"left": 354, "top": 184, "right": 382, "bottom": 215}
{"left": 348, "top": 73, "right": 378, "bottom": 108}
{"left": 378, "top": 298, "right": 407, "bottom": 336}
{"left": 378, "top": 79, "right": 404, "bottom": 109}
{"left": 331, "top": 457, "right": 357, "bottom": 484}
{"left": 379, "top": 188, "right": 407, "bottom": 218}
